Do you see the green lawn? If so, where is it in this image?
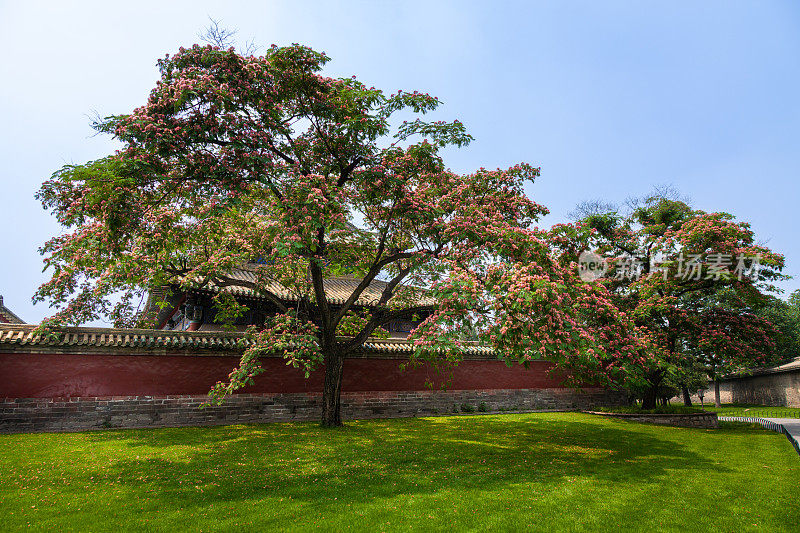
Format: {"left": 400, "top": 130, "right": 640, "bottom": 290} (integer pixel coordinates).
{"left": 703, "top": 403, "right": 800, "bottom": 419}
{"left": 0, "top": 413, "right": 797, "bottom": 532}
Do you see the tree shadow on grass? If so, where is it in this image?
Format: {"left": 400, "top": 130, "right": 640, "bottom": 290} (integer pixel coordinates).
{"left": 72, "top": 413, "right": 731, "bottom": 525}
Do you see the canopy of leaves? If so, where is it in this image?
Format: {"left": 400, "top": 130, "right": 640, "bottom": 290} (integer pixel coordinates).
{"left": 563, "top": 190, "right": 787, "bottom": 396}
{"left": 36, "top": 43, "right": 651, "bottom": 399}
{"left": 756, "top": 290, "right": 800, "bottom": 366}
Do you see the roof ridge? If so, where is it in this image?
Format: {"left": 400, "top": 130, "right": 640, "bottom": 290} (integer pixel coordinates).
{"left": 0, "top": 298, "right": 25, "bottom": 324}
{"left": 0, "top": 323, "right": 246, "bottom": 337}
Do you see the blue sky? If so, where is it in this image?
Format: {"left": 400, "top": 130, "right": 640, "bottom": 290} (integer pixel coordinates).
{"left": 1, "top": 1, "right": 798, "bottom": 324}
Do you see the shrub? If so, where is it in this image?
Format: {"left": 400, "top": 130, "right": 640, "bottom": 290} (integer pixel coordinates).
{"left": 596, "top": 405, "right": 705, "bottom": 415}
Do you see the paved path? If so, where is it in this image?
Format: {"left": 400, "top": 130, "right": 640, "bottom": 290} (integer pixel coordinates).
{"left": 766, "top": 418, "right": 800, "bottom": 445}
{"left": 719, "top": 416, "right": 800, "bottom": 456}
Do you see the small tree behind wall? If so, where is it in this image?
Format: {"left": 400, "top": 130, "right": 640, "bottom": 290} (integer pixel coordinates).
{"left": 567, "top": 191, "right": 786, "bottom": 409}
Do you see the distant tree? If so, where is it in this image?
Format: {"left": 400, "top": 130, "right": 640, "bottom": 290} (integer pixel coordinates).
{"left": 668, "top": 362, "right": 708, "bottom": 406}
{"left": 563, "top": 190, "right": 786, "bottom": 408}
{"left": 690, "top": 301, "right": 780, "bottom": 407}
{"left": 757, "top": 290, "right": 800, "bottom": 365}
{"left": 35, "top": 42, "right": 646, "bottom": 426}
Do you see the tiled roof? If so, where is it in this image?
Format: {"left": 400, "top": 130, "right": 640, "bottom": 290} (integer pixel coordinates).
{"left": 0, "top": 324, "right": 247, "bottom": 350}
{"left": 725, "top": 356, "right": 800, "bottom": 379}
{"left": 0, "top": 296, "right": 24, "bottom": 324}
{"left": 198, "top": 264, "right": 436, "bottom": 307}
{"left": 773, "top": 357, "right": 800, "bottom": 373}
{"left": 361, "top": 338, "right": 494, "bottom": 357}
{"left": 0, "top": 323, "right": 494, "bottom": 358}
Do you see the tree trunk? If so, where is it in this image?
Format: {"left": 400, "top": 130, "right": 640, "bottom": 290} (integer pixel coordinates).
{"left": 641, "top": 384, "right": 659, "bottom": 409}
{"left": 321, "top": 352, "right": 345, "bottom": 427}
{"left": 681, "top": 386, "right": 692, "bottom": 406}
{"left": 714, "top": 380, "right": 721, "bottom": 408}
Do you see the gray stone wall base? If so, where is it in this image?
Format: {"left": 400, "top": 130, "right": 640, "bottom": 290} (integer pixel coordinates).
{"left": 584, "top": 411, "right": 719, "bottom": 429}
{"left": 1, "top": 388, "right": 626, "bottom": 433}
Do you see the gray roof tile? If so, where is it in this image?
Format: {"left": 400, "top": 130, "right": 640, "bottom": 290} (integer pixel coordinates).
{"left": 0, "top": 323, "right": 494, "bottom": 358}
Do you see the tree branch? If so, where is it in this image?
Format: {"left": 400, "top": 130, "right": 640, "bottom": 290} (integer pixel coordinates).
{"left": 340, "top": 305, "right": 435, "bottom": 352}
{"left": 309, "top": 257, "right": 332, "bottom": 345}
{"left": 207, "top": 275, "right": 289, "bottom": 313}
{"left": 330, "top": 249, "right": 420, "bottom": 328}
{"left": 337, "top": 157, "right": 361, "bottom": 186}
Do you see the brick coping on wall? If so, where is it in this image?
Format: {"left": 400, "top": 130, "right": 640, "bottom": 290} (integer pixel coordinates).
{"left": 0, "top": 323, "right": 496, "bottom": 359}
{"left": 583, "top": 410, "right": 719, "bottom": 428}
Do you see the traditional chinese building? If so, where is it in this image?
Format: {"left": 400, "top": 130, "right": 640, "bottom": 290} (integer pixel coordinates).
{"left": 0, "top": 296, "right": 24, "bottom": 325}
{"left": 143, "top": 262, "right": 433, "bottom": 339}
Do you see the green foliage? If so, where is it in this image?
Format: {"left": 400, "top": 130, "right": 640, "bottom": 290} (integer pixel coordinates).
{"left": 459, "top": 403, "right": 475, "bottom": 413}
{"left": 757, "top": 290, "right": 800, "bottom": 365}
{"left": 336, "top": 310, "right": 388, "bottom": 339}
{"left": 211, "top": 292, "right": 248, "bottom": 331}
{"left": 478, "top": 402, "right": 488, "bottom": 412}
{"left": 632, "top": 197, "right": 693, "bottom": 236}
{"left": 596, "top": 405, "right": 706, "bottom": 414}
{"left": 206, "top": 311, "right": 321, "bottom": 405}
{"left": 661, "top": 362, "right": 708, "bottom": 403}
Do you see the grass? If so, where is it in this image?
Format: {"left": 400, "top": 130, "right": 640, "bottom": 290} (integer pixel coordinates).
{"left": 703, "top": 403, "right": 800, "bottom": 419}
{"left": 0, "top": 413, "right": 798, "bottom": 532}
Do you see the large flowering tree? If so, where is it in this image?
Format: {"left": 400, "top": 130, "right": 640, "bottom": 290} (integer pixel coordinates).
{"left": 567, "top": 193, "right": 786, "bottom": 408}
{"left": 36, "top": 43, "right": 648, "bottom": 426}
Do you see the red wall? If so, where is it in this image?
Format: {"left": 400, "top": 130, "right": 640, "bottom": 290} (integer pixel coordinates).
{"left": 0, "top": 353, "right": 566, "bottom": 398}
